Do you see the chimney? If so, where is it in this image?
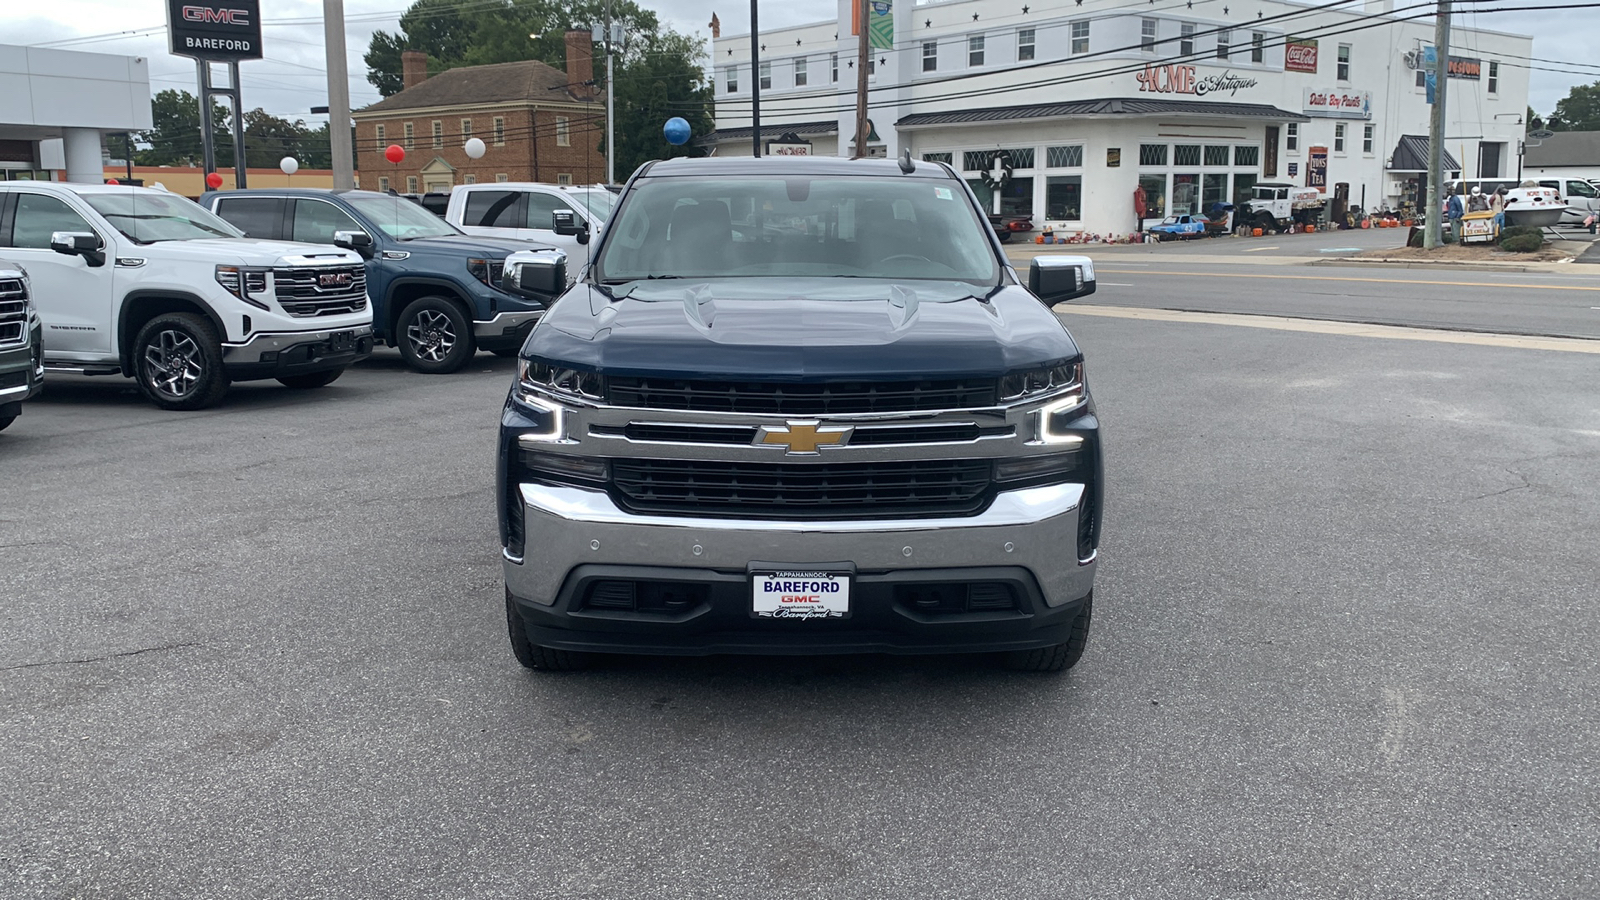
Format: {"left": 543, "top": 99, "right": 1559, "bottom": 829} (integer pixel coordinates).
{"left": 402, "top": 51, "right": 429, "bottom": 90}
{"left": 564, "top": 30, "right": 594, "bottom": 99}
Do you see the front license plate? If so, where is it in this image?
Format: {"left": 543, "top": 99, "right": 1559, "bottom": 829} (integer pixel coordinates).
{"left": 752, "top": 570, "right": 850, "bottom": 620}
{"left": 328, "top": 331, "right": 355, "bottom": 352}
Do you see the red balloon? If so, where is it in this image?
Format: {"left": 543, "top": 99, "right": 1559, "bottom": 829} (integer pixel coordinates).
{"left": 384, "top": 144, "right": 405, "bottom": 164}
{"left": 105, "top": 178, "right": 120, "bottom": 185}
{"left": 205, "top": 172, "right": 225, "bottom": 190}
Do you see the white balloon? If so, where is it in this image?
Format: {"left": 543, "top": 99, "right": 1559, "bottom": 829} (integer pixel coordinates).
{"left": 152, "top": 182, "right": 167, "bottom": 192}
{"left": 464, "top": 137, "right": 487, "bottom": 160}
{"left": 279, "top": 156, "right": 300, "bottom": 176}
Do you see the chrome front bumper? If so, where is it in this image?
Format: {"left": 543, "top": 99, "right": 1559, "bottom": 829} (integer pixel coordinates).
{"left": 473, "top": 310, "right": 543, "bottom": 341}
{"left": 220, "top": 324, "right": 376, "bottom": 365}
{"left": 504, "top": 481, "right": 1096, "bottom": 608}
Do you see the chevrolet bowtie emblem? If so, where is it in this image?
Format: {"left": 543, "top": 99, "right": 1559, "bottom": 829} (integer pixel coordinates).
{"left": 755, "top": 421, "right": 854, "bottom": 455}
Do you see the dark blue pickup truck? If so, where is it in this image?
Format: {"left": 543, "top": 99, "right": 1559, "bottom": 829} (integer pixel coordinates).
{"left": 203, "top": 189, "right": 550, "bottom": 373}
{"left": 494, "top": 156, "right": 1103, "bottom": 674}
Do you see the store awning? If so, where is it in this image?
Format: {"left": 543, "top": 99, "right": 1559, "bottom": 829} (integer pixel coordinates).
{"left": 1388, "top": 134, "right": 1461, "bottom": 171}
{"left": 698, "top": 120, "right": 839, "bottom": 146}
{"left": 895, "top": 97, "right": 1309, "bottom": 129}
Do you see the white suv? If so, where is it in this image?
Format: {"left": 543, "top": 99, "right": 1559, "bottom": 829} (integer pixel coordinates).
{"left": 0, "top": 182, "right": 375, "bottom": 410}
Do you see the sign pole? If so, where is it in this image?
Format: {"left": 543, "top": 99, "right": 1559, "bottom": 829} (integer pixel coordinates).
{"left": 322, "top": 0, "right": 355, "bottom": 189}
{"left": 196, "top": 60, "right": 217, "bottom": 178}
{"left": 750, "top": 0, "right": 760, "bottom": 157}
{"left": 229, "top": 62, "right": 247, "bottom": 188}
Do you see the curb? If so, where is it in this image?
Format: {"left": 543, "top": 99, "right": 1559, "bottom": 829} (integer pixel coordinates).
{"left": 1305, "top": 257, "right": 1575, "bottom": 274}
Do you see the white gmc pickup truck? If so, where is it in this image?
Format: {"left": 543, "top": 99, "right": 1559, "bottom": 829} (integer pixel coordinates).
{"left": 0, "top": 182, "right": 375, "bottom": 410}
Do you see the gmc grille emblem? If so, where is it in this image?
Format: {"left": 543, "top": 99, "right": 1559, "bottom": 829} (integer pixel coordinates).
{"left": 317, "top": 272, "right": 352, "bottom": 289}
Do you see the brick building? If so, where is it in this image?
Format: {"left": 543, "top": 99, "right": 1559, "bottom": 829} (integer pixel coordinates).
{"left": 353, "top": 31, "right": 607, "bottom": 193}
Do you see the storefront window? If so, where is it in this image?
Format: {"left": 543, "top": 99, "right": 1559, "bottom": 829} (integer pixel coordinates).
{"left": 967, "top": 179, "right": 994, "bottom": 213}
{"left": 1203, "top": 173, "right": 1229, "bottom": 212}
{"left": 1000, "top": 177, "right": 1033, "bottom": 217}
{"left": 1139, "top": 144, "right": 1168, "bottom": 166}
{"left": 1234, "top": 146, "right": 1260, "bottom": 167}
{"left": 1172, "top": 174, "right": 1200, "bottom": 215}
{"left": 922, "top": 152, "right": 953, "bottom": 165}
{"left": 1175, "top": 145, "right": 1201, "bottom": 167}
{"left": 1138, "top": 174, "right": 1167, "bottom": 220}
{"left": 1046, "top": 176, "right": 1083, "bottom": 220}
{"left": 962, "top": 151, "right": 989, "bottom": 171}
{"left": 1204, "top": 145, "right": 1230, "bottom": 166}
{"left": 1232, "top": 173, "right": 1258, "bottom": 209}
{"left": 1046, "top": 145, "right": 1084, "bottom": 168}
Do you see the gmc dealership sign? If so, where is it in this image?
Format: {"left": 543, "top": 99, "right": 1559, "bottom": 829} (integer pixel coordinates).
{"left": 168, "top": 0, "right": 263, "bottom": 60}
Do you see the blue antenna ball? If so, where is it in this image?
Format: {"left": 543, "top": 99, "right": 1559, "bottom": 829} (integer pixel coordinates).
{"left": 664, "top": 117, "right": 691, "bottom": 146}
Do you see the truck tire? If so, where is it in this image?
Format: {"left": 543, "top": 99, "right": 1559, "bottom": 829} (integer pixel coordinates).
{"left": 995, "top": 229, "right": 1013, "bottom": 244}
{"left": 276, "top": 368, "right": 344, "bottom": 389}
{"left": 132, "top": 312, "right": 230, "bottom": 411}
{"left": 1002, "top": 593, "right": 1092, "bottom": 673}
{"left": 396, "top": 296, "right": 473, "bottom": 374}
{"left": 506, "top": 588, "right": 593, "bottom": 671}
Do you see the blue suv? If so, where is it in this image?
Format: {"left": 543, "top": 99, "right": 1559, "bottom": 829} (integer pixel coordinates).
{"left": 203, "top": 189, "right": 550, "bottom": 373}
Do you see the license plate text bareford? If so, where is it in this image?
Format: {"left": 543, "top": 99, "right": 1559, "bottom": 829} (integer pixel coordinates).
{"left": 752, "top": 570, "right": 850, "bottom": 619}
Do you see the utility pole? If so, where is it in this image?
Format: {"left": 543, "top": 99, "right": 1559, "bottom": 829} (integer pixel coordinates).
{"left": 750, "top": 0, "right": 761, "bottom": 157}
{"left": 1424, "top": 0, "right": 1451, "bottom": 249}
{"left": 323, "top": 0, "right": 355, "bottom": 190}
{"left": 853, "top": 0, "right": 868, "bottom": 159}
{"left": 605, "top": 0, "right": 616, "bottom": 183}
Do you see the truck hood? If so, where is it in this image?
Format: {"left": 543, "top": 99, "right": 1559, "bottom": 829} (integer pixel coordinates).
{"left": 131, "top": 239, "right": 362, "bottom": 267}
{"left": 395, "top": 234, "right": 552, "bottom": 258}
{"left": 525, "top": 278, "right": 1080, "bottom": 379}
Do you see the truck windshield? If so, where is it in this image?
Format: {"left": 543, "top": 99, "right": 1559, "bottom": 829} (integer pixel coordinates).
{"left": 84, "top": 191, "right": 244, "bottom": 243}
{"left": 574, "top": 189, "right": 617, "bottom": 222}
{"left": 343, "top": 192, "right": 462, "bottom": 241}
{"left": 594, "top": 176, "right": 1000, "bottom": 284}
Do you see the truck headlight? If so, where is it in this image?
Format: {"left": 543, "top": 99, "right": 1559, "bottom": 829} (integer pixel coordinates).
{"left": 468, "top": 258, "right": 507, "bottom": 291}
{"left": 215, "top": 265, "right": 270, "bottom": 310}
{"left": 518, "top": 358, "right": 606, "bottom": 403}
{"left": 1001, "top": 361, "right": 1083, "bottom": 404}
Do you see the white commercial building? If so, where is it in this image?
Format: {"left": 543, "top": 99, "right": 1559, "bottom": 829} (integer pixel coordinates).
{"left": 0, "top": 45, "right": 153, "bottom": 184}
{"left": 708, "top": 0, "right": 1531, "bottom": 235}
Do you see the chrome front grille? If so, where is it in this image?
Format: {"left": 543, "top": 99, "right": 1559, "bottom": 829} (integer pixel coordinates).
{"left": 273, "top": 266, "right": 369, "bottom": 318}
{"left": 0, "top": 277, "right": 27, "bottom": 347}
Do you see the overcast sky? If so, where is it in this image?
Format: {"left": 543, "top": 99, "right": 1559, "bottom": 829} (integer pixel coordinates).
{"left": 8, "top": 0, "right": 1594, "bottom": 128}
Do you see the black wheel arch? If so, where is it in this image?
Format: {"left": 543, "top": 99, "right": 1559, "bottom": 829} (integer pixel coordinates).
{"left": 383, "top": 277, "right": 478, "bottom": 343}
{"left": 117, "top": 291, "right": 229, "bottom": 377}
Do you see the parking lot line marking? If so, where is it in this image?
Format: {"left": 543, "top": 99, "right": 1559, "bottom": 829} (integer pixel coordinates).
{"left": 1242, "top": 246, "right": 1280, "bottom": 252}
{"left": 1056, "top": 305, "right": 1600, "bottom": 355}
{"left": 1098, "top": 282, "right": 1135, "bottom": 286}
{"left": 1095, "top": 269, "right": 1600, "bottom": 292}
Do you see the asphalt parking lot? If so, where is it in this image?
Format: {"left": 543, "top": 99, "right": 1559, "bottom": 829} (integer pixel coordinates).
{"left": 3, "top": 308, "right": 1598, "bottom": 896}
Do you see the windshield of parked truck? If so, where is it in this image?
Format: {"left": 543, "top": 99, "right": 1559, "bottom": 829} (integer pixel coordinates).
{"left": 594, "top": 175, "right": 1000, "bottom": 284}
{"left": 343, "top": 192, "right": 462, "bottom": 240}
{"left": 574, "top": 189, "right": 617, "bottom": 222}
{"left": 84, "top": 191, "right": 245, "bottom": 243}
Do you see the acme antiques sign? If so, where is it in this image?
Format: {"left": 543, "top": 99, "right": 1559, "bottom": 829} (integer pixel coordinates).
{"left": 1136, "top": 65, "right": 1259, "bottom": 97}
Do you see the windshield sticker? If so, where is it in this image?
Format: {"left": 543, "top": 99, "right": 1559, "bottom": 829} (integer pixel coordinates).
{"left": 935, "top": 187, "right": 953, "bottom": 201}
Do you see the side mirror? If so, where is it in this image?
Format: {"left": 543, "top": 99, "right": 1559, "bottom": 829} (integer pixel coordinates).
{"left": 1029, "top": 255, "right": 1096, "bottom": 305}
{"left": 552, "top": 209, "right": 590, "bottom": 244}
{"left": 50, "top": 231, "right": 106, "bottom": 267}
{"left": 501, "top": 249, "right": 568, "bottom": 301}
{"left": 333, "top": 230, "right": 374, "bottom": 254}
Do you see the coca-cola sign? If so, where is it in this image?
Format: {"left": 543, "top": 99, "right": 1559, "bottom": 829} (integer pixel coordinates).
{"left": 1135, "top": 65, "right": 1259, "bottom": 97}
{"left": 1285, "top": 39, "right": 1319, "bottom": 73}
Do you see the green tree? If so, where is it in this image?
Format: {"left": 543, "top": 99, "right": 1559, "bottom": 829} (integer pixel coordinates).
{"left": 135, "top": 89, "right": 234, "bottom": 167}
{"left": 363, "top": 0, "right": 709, "bottom": 175}
{"left": 1548, "top": 80, "right": 1600, "bottom": 132}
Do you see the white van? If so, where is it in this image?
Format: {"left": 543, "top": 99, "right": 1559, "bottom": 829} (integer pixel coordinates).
{"left": 445, "top": 183, "right": 616, "bottom": 276}
{"left": 1534, "top": 177, "right": 1599, "bottom": 226}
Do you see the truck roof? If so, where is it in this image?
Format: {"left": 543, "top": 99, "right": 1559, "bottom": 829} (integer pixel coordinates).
{"left": 640, "top": 156, "right": 957, "bottom": 180}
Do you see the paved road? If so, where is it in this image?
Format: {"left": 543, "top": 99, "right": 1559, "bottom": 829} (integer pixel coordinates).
{"left": 1076, "top": 260, "right": 1600, "bottom": 339}
{"left": 3, "top": 305, "right": 1598, "bottom": 896}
